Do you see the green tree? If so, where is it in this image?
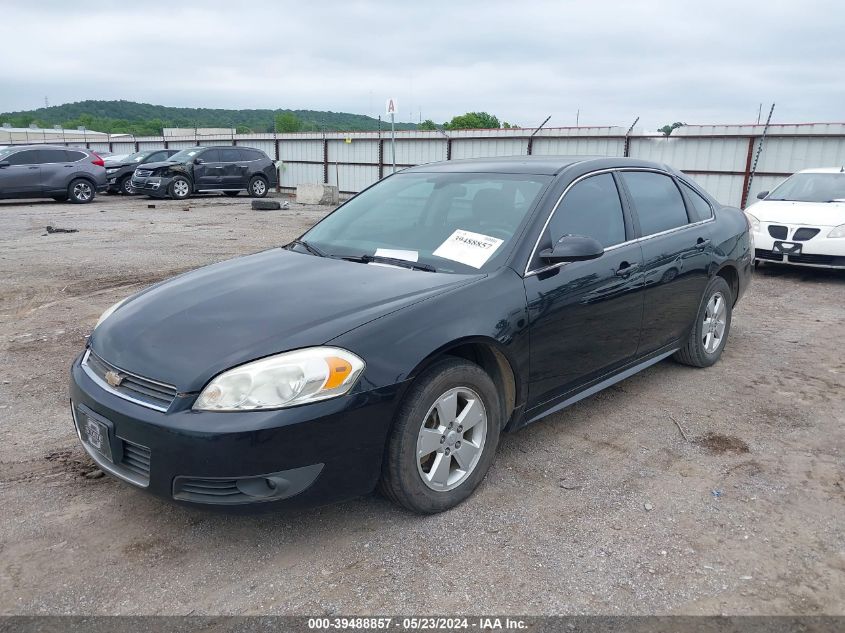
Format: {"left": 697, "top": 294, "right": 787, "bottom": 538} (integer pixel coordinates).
{"left": 444, "top": 112, "right": 500, "bottom": 130}
{"left": 658, "top": 121, "right": 686, "bottom": 136}
{"left": 418, "top": 119, "right": 438, "bottom": 131}
{"left": 275, "top": 112, "right": 302, "bottom": 133}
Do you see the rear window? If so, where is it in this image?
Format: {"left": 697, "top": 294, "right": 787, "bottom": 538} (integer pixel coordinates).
{"left": 239, "top": 148, "right": 266, "bottom": 161}
{"left": 218, "top": 148, "right": 242, "bottom": 162}
{"left": 66, "top": 150, "right": 87, "bottom": 162}
{"left": 680, "top": 181, "right": 714, "bottom": 221}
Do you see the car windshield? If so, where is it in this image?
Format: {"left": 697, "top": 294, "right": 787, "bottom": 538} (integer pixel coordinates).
{"left": 168, "top": 148, "right": 203, "bottom": 162}
{"left": 119, "top": 152, "right": 148, "bottom": 163}
{"left": 767, "top": 172, "right": 845, "bottom": 203}
{"left": 0, "top": 147, "right": 19, "bottom": 161}
{"left": 300, "top": 172, "right": 551, "bottom": 273}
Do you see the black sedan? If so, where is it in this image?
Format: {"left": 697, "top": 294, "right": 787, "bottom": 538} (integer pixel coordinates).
{"left": 69, "top": 156, "right": 752, "bottom": 513}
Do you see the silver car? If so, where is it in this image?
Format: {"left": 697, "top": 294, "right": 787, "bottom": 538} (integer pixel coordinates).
{"left": 0, "top": 145, "right": 108, "bottom": 203}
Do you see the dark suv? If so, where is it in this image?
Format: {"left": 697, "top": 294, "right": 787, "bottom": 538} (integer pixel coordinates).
{"left": 131, "top": 146, "right": 277, "bottom": 200}
{"left": 0, "top": 145, "right": 107, "bottom": 203}
{"left": 106, "top": 149, "right": 179, "bottom": 195}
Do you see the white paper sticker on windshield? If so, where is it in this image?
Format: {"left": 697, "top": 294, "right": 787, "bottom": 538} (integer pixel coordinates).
{"left": 432, "top": 230, "right": 504, "bottom": 269}
{"left": 374, "top": 248, "right": 419, "bottom": 262}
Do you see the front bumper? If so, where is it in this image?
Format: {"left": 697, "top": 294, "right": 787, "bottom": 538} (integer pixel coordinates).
{"left": 752, "top": 223, "right": 845, "bottom": 269}
{"left": 69, "top": 351, "right": 404, "bottom": 510}
{"left": 130, "top": 175, "right": 171, "bottom": 198}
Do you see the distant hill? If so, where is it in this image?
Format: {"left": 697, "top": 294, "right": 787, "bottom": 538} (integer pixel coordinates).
{"left": 0, "top": 100, "right": 417, "bottom": 135}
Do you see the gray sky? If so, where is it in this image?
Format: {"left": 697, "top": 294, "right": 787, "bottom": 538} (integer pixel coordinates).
{"left": 2, "top": 0, "right": 844, "bottom": 131}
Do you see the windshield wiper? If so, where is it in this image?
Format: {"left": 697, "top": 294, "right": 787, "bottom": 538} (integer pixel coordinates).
{"left": 343, "top": 254, "right": 436, "bottom": 272}
{"left": 287, "top": 239, "right": 327, "bottom": 258}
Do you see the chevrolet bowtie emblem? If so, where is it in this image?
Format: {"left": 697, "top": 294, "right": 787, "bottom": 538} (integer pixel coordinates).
{"left": 105, "top": 370, "right": 124, "bottom": 388}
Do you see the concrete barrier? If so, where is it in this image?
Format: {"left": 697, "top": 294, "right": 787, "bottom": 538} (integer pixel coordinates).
{"left": 296, "top": 183, "right": 340, "bottom": 205}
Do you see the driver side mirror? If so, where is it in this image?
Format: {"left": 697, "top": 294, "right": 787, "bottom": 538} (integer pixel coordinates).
{"left": 756, "top": 190, "right": 769, "bottom": 200}
{"left": 540, "top": 234, "right": 604, "bottom": 263}
{"left": 193, "top": 158, "right": 204, "bottom": 165}
{"left": 0, "top": 161, "right": 9, "bottom": 169}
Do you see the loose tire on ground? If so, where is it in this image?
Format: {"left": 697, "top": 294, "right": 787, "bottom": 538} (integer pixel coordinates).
{"left": 674, "top": 275, "right": 733, "bottom": 368}
{"left": 67, "top": 178, "right": 95, "bottom": 204}
{"left": 379, "top": 357, "right": 501, "bottom": 514}
{"left": 251, "top": 199, "right": 281, "bottom": 211}
{"left": 248, "top": 176, "right": 268, "bottom": 198}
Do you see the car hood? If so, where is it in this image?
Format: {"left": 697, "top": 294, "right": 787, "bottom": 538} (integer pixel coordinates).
{"left": 90, "top": 249, "right": 480, "bottom": 392}
{"left": 748, "top": 200, "right": 845, "bottom": 227}
{"left": 136, "top": 160, "right": 184, "bottom": 171}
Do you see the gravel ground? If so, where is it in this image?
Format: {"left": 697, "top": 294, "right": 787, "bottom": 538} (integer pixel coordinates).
{"left": 0, "top": 193, "right": 843, "bottom": 616}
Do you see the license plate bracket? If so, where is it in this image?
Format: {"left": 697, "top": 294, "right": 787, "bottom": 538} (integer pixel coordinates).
{"left": 772, "top": 241, "right": 802, "bottom": 255}
{"left": 76, "top": 406, "right": 114, "bottom": 462}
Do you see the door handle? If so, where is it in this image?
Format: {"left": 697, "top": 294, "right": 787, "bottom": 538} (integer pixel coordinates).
{"left": 696, "top": 237, "right": 711, "bottom": 251}
{"left": 615, "top": 261, "right": 639, "bottom": 278}
{"left": 29, "top": 166, "right": 39, "bottom": 170}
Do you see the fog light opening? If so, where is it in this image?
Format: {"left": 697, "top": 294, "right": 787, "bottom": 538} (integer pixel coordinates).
{"left": 235, "top": 475, "right": 290, "bottom": 499}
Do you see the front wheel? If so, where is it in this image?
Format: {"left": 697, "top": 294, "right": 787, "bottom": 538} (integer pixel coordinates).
{"left": 169, "top": 176, "right": 191, "bottom": 200}
{"left": 248, "top": 176, "right": 268, "bottom": 198}
{"left": 674, "top": 276, "right": 733, "bottom": 367}
{"left": 120, "top": 176, "right": 135, "bottom": 195}
{"left": 379, "top": 357, "right": 501, "bottom": 514}
{"left": 68, "top": 178, "right": 95, "bottom": 204}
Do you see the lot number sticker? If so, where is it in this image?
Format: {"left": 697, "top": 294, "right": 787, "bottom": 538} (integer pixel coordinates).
{"left": 433, "top": 230, "right": 504, "bottom": 269}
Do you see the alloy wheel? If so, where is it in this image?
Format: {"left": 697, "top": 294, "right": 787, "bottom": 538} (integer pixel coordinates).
{"left": 252, "top": 179, "right": 266, "bottom": 196}
{"left": 416, "top": 387, "right": 487, "bottom": 492}
{"left": 73, "top": 182, "right": 92, "bottom": 202}
{"left": 122, "top": 178, "right": 135, "bottom": 195}
{"left": 702, "top": 291, "right": 727, "bottom": 354}
{"left": 173, "top": 179, "right": 190, "bottom": 198}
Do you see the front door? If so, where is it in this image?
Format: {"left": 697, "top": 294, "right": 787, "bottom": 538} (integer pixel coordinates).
{"left": 0, "top": 149, "right": 43, "bottom": 195}
{"left": 524, "top": 172, "right": 645, "bottom": 410}
{"left": 193, "top": 148, "right": 222, "bottom": 189}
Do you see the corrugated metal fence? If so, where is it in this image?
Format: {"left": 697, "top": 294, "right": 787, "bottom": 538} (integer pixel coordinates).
{"left": 9, "top": 123, "right": 845, "bottom": 208}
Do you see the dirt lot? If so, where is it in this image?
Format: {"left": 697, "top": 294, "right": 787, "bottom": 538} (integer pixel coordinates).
{"left": 0, "top": 193, "right": 842, "bottom": 616}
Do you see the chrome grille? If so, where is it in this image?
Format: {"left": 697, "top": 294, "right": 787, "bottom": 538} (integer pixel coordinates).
{"left": 134, "top": 168, "right": 153, "bottom": 178}
{"left": 82, "top": 350, "right": 177, "bottom": 411}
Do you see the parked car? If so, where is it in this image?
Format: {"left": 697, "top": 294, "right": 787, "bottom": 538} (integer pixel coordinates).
{"left": 747, "top": 168, "right": 845, "bottom": 269}
{"left": 70, "top": 156, "right": 752, "bottom": 513}
{"left": 0, "top": 145, "right": 106, "bottom": 203}
{"left": 105, "top": 149, "right": 179, "bottom": 195}
{"left": 130, "top": 146, "right": 277, "bottom": 200}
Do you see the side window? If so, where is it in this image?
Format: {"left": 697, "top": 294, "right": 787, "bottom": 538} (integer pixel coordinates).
{"left": 548, "top": 173, "right": 626, "bottom": 247}
{"left": 218, "top": 148, "right": 242, "bottom": 163}
{"left": 146, "top": 151, "right": 167, "bottom": 162}
{"left": 66, "top": 150, "right": 86, "bottom": 162}
{"left": 679, "top": 181, "right": 714, "bottom": 221}
{"left": 7, "top": 149, "right": 43, "bottom": 165}
{"left": 41, "top": 149, "right": 69, "bottom": 163}
{"left": 621, "top": 171, "right": 690, "bottom": 235}
{"left": 200, "top": 149, "right": 221, "bottom": 163}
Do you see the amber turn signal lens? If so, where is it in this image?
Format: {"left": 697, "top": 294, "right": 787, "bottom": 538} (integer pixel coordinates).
{"left": 323, "top": 357, "right": 353, "bottom": 389}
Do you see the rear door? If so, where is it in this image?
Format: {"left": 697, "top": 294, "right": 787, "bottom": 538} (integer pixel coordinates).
{"left": 218, "top": 147, "right": 248, "bottom": 189}
{"left": 0, "top": 149, "right": 43, "bottom": 195}
{"left": 618, "top": 170, "right": 714, "bottom": 354}
{"left": 524, "top": 171, "right": 645, "bottom": 410}
{"left": 40, "top": 148, "right": 79, "bottom": 193}
{"left": 194, "top": 149, "right": 222, "bottom": 189}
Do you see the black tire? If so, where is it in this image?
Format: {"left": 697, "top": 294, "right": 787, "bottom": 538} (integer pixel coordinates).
{"left": 67, "top": 178, "right": 95, "bottom": 204}
{"left": 674, "top": 276, "right": 733, "bottom": 368}
{"left": 248, "top": 175, "right": 268, "bottom": 198}
{"left": 223, "top": 191, "right": 240, "bottom": 197}
{"left": 379, "top": 357, "right": 501, "bottom": 514}
{"left": 120, "top": 176, "right": 135, "bottom": 195}
{"left": 168, "top": 176, "right": 191, "bottom": 200}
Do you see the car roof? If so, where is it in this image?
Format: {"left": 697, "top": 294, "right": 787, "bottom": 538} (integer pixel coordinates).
{"left": 403, "top": 155, "right": 672, "bottom": 176}
{"left": 796, "top": 167, "right": 845, "bottom": 174}
{"left": 2, "top": 144, "right": 89, "bottom": 151}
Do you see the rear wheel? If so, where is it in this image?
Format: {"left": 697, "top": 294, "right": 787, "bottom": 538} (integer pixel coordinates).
{"left": 68, "top": 178, "right": 94, "bottom": 204}
{"left": 248, "top": 176, "right": 268, "bottom": 198}
{"left": 380, "top": 357, "right": 501, "bottom": 514}
{"left": 223, "top": 191, "right": 240, "bottom": 197}
{"left": 169, "top": 177, "right": 191, "bottom": 200}
{"left": 674, "top": 276, "right": 733, "bottom": 368}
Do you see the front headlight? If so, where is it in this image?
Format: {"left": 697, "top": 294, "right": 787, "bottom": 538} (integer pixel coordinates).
{"left": 106, "top": 168, "right": 118, "bottom": 174}
{"left": 745, "top": 212, "right": 761, "bottom": 233}
{"left": 194, "top": 347, "right": 365, "bottom": 411}
{"left": 94, "top": 297, "right": 129, "bottom": 329}
{"left": 828, "top": 224, "right": 845, "bottom": 238}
